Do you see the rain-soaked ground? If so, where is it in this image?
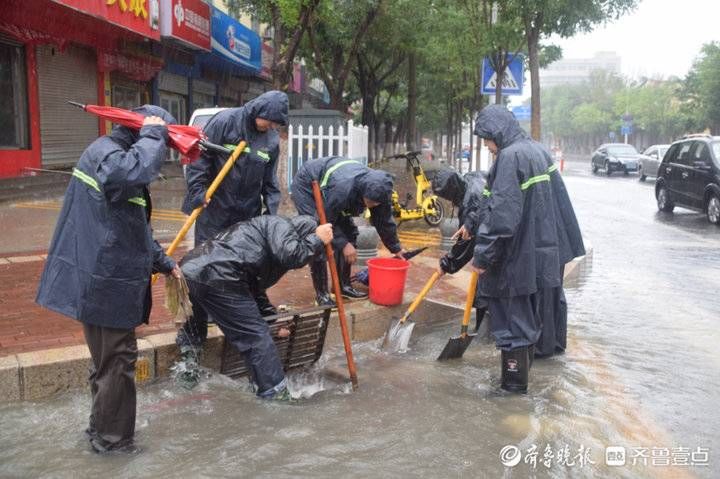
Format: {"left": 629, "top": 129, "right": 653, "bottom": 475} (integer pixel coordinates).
{"left": 1, "top": 161, "right": 719, "bottom": 478}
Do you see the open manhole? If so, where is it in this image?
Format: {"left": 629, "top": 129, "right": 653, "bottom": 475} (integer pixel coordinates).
{"left": 220, "top": 306, "right": 332, "bottom": 380}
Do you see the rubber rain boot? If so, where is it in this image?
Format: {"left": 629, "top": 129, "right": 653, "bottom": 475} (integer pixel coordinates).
{"left": 501, "top": 346, "right": 529, "bottom": 394}
{"left": 528, "top": 344, "right": 535, "bottom": 369}
{"left": 336, "top": 253, "right": 367, "bottom": 299}
{"left": 311, "top": 261, "right": 335, "bottom": 307}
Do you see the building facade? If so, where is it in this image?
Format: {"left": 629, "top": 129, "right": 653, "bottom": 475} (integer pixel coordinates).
{"left": 0, "top": 0, "right": 300, "bottom": 178}
{"left": 539, "top": 51, "right": 621, "bottom": 88}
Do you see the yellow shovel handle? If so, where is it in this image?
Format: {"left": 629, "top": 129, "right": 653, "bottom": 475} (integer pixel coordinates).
{"left": 400, "top": 271, "right": 440, "bottom": 323}
{"left": 152, "top": 140, "right": 248, "bottom": 283}
{"left": 461, "top": 271, "right": 479, "bottom": 330}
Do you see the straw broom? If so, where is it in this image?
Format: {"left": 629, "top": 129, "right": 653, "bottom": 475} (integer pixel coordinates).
{"left": 165, "top": 273, "right": 194, "bottom": 321}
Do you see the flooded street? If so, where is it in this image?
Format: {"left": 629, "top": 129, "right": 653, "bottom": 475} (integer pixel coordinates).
{"left": 1, "top": 163, "right": 719, "bottom": 478}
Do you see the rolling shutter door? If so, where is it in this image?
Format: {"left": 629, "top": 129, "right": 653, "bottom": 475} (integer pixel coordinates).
{"left": 36, "top": 44, "right": 98, "bottom": 166}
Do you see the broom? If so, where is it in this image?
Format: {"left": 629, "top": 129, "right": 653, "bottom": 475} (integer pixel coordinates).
{"left": 165, "top": 273, "right": 194, "bottom": 321}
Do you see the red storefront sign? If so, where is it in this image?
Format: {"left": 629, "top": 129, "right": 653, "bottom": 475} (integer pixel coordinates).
{"left": 160, "top": 0, "right": 211, "bottom": 51}
{"left": 50, "top": 0, "right": 161, "bottom": 40}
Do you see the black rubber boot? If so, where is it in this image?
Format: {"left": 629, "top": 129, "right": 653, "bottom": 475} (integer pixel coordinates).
{"left": 501, "top": 346, "right": 529, "bottom": 394}
{"left": 528, "top": 344, "right": 535, "bottom": 369}
{"left": 311, "top": 260, "right": 335, "bottom": 307}
{"left": 336, "top": 253, "right": 367, "bottom": 299}
{"left": 254, "top": 290, "right": 278, "bottom": 317}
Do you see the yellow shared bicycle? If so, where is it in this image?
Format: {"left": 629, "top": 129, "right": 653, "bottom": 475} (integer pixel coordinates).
{"left": 382, "top": 151, "right": 445, "bottom": 226}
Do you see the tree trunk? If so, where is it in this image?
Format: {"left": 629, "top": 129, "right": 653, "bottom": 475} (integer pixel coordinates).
{"left": 527, "top": 28, "right": 541, "bottom": 140}
{"left": 406, "top": 52, "right": 417, "bottom": 153}
{"left": 468, "top": 112, "right": 474, "bottom": 171}
{"left": 448, "top": 102, "right": 452, "bottom": 165}
{"left": 384, "top": 119, "right": 393, "bottom": 158}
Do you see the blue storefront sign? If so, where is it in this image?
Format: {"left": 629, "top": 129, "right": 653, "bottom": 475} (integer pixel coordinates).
{"left": 209, "top": 6, "right": 261, "bottom": 73}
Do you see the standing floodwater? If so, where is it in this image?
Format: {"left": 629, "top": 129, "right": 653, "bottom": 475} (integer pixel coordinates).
{"left": 1, "top": 164, "right": 718, "bottom": 478}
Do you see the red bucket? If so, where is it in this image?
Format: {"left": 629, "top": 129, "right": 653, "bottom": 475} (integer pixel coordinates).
{"left": 367, "top": 258, "right": 410, "bottom": 306}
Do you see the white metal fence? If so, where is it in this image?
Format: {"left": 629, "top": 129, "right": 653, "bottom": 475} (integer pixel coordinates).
{"left": 287, "top": 120, "right": 369, "bottom": 186}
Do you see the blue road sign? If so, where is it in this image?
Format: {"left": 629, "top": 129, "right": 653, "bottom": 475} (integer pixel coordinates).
{"left": 621, "top": 125, "right": 633, "bottom": 135}
{"left": 511, "top": 105, "right": 531, "bottom": 120}
{"left": 481, "top": 54, "right": 524, "bottom": 96}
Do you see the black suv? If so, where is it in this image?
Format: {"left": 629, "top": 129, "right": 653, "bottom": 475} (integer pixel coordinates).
{"left": 655, "top": 135, "right": 720, "bottom": 225}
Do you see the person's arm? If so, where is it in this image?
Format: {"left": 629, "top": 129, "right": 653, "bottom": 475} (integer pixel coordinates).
{"left": 95, "top": 122, "right": 168, "bottom": 200}
{"left": 151, "top": 238, "right": 176, "bottom": 275}
{"left": 473, "top": 154, "right": 523, "bottom": 269}
{"left": 261, "top": 145, "right": 281, "bottom": 215}
{"left": 329, "top": 213, "right": 350, "bottom": 251}
{"left": 182, "top": 153, "right": 213, "bottom": 214}
{"left": 440, "top": 237, "right": 476, "bottom": 274}
{"left": 369, "top": 203, "right": 402, "bottom": 254}
{"left": 271, "top": 221, "right": 326, "bottom": 270}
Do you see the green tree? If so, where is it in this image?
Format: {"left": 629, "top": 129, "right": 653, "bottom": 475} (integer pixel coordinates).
{"left": 684, "top": 42, "right": 720, "bottom": 134}
{"left": 513, "top": 0, "right": 639, "bottom": 140}
{"left": 227, "top": 0, "right": 322, "bottom": 90}
{"left": 305, "top": 0, "right": 384, "bottom": 111}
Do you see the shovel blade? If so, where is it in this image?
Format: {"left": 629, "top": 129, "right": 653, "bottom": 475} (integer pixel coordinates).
{"left": 437, "top": 334, "right": 477, "bottom": 361}
{"left": 381, "top": 318, "right": 415, "bottom": 352}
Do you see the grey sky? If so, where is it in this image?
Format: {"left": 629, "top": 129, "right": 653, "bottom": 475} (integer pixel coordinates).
{"left": 550, "top": 0, "right": 720, "bottom": 79}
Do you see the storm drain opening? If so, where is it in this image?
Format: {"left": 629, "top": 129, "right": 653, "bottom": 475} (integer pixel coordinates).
{"left": 220, "top": 306, "right": 333, "bottom": 380}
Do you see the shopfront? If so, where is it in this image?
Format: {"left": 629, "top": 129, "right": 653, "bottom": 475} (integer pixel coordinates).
{"left": 0, "top": 0, "right": 162, "bottom": 176}
{"left": 200, "top": 5, "right": 262, "bottom": 108}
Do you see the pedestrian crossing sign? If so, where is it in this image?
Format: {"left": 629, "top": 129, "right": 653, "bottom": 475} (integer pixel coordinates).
{"left": 481, "top": 54, "right": 524, "bottom": 96}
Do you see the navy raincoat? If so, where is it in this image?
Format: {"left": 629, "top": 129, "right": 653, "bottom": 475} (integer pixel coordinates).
{"left": 180, "top": 215, "right": 323, "bottom": 289}
{"left": 36, "top": 106, "right": 177, "bottom": 329}
{"left": 291, "top": 156, "right": 401, "bottom": 253}
{"left": 472, "top": 105, "right": 561, "bottom": 298}
{"left": 535, "top": 143, "right": 585, "bottom": 356}
{"left": 433, "top": 170, "right": 488, "bottom": 274}
{"left": 182, "top": 91, "right": 288, "bottom": 243}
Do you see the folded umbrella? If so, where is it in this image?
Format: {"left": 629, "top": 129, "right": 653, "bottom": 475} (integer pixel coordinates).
{"left": 68, "top": 101, "right": 215, "bottom": 163}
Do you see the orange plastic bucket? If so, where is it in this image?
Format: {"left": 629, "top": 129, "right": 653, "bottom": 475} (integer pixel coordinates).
{"left": 367, "top": 257, "right": 410, "bottom": 306}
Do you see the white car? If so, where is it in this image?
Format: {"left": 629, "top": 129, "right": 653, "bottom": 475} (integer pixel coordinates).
{"left": 638, "top": 144, "right": 670, "bottom": 182}
{"left": 183, "top": 108, "right": 227, "bottom": 175}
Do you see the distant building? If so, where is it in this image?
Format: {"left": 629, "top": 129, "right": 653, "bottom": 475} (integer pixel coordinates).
{"left": 540, "top": 51, "right": 621, "bottom": 88}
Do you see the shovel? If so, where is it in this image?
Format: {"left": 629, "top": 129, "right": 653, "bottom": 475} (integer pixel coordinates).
{"left": 382, "top": 271, "right": 441, "bottom": 352}
{"left": 437, "top": 271, "right": 479, "bottom": 361}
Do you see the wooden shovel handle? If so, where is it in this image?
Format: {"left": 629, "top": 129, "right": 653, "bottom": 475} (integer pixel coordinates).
{"left": 312, "top": 180, "right": 358, "bottom": 390}
{"left": 152, "top": 141, "right": 248, "bottom": 283}
{"left": 400, "top": 271, "right": 440, "bottom": 323}
{"left": 460, "top": 272, "right": 480, "bottom": 335}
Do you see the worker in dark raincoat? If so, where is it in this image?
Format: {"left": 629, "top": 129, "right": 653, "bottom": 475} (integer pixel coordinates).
{"left": 534, "top": 150, "right": 585, "bottom": 357}
{"left": 471, "top": 105, "right": 561, "bottom": 394}
{"left": 291, "top": 156, "right": 405, "bottom": 306}
{"left": 179, "top": 215, "right": 333, "bottom": 400}
{"left": 36, "top": 106, "right": 180, "bottom": 453}
{"left": 177, "top": 91, "right": 289, "bottom": 366}
{"left": 432, "top": 169, "right": 489, "bottom": 330}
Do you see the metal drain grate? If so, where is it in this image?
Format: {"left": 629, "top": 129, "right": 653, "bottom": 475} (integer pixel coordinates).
{"left": 220, "top": 306, "right": 332, "bottom": 380}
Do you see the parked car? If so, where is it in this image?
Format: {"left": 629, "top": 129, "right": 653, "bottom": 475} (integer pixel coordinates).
{"left": 591, "top": 143, "right": 641, "bottom": 176}
{"left": 638, "top": 144, "right": 670, "bottom": 182}
{"left": 655, "top": 134, "right": 720, "bottom": 225}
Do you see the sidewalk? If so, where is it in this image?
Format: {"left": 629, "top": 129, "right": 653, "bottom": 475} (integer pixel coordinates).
{"left": 0, "top": 242, "right": 464, "bottom": 358}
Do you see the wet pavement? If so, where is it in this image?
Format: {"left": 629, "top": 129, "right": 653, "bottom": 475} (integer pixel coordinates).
{"left": 1, "top": 160, "right": 719, "bottom": 477}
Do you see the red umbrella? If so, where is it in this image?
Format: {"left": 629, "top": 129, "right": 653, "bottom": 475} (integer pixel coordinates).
{"left": 68, "top": 102, "right": 223, "bottom": 163}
